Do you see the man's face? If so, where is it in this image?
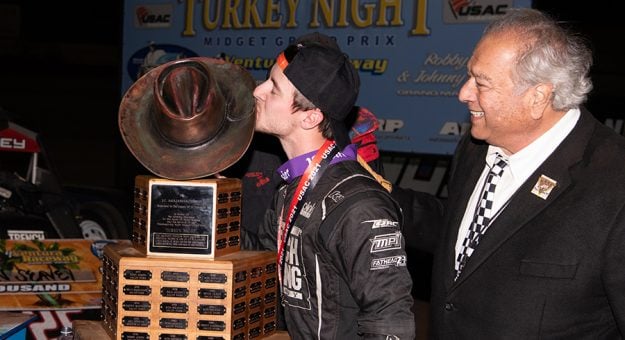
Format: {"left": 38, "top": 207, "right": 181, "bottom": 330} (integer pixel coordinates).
{"left": 458, "top": 33, "right": 536, "bottom": 154}
{"left": 253, "top": 65, "right": 299, "bottom": 138}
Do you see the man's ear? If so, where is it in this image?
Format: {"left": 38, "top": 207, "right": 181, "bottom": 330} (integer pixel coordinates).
{"left": 301, "top": 107, "right": 324, "bottom": 130}
{"left": 529, "top": 83, "right": 553, "bottom": 120}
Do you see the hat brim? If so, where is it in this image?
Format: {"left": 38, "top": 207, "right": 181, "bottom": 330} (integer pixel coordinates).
{"left": 119, "top": 57, "right": 256, "bottom": 180}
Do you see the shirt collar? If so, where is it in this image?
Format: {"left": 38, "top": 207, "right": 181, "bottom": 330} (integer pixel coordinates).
{"left": 277, "top": 144, "right": 358, "bottom": 184}
{"left": 486, "top": 107, "right": 580, "bottom": 180}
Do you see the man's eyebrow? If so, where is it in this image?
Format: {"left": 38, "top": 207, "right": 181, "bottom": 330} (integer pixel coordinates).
{"left": 472, "top": 70, "right": 492, "bottom": 83}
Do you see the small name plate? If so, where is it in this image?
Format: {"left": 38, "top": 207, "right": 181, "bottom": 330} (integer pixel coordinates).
{"left": 159, "top": 318, "right": 187, "bottom": 329}
{"left": 160, "top": 302, "right": 189, "bottom": 313}
{"left": 197, "top": 320, "right": 226, "bottom": 331}
{"left": 161, "top": 287, "right": 189, "bottom": 298}
{"left": 161, "top": 271, "right": 189, "bottom": 282}
{"left": 122, "top": 316, "right": 150, "bottom": 327}
{"left": 123, "top": 300, "right": 151, "bottom": 311}
{"left": 197, "top": 304, "right": 226, "bottom": 315}
{"left": 198, "top": 288, "right": 227, "bottom": 299}
{"left": 122, "top": 332, "right": 150, "bottom": 340}
{"left": 159, "top": 334, "right": 187, "bottom": 340}
{"left": 198, "top": 272, "right": 227, "bottom": 284}
{"left": 124, "top": 269, "right": 152, "bottom": 280}
{"left": 123, "top": 285, "right": 151, "bottom": 296}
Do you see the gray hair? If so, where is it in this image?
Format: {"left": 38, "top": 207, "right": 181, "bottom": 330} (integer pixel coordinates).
{"left": 483, "top": 8, "right": 593, "bottom": 110}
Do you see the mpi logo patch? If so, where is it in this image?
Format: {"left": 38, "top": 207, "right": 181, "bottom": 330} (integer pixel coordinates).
{"left": 443, "top": 0, "right": 513, "bottom": 24}
{"left": 370, "top": 232, "right": 402, "bottom": 253}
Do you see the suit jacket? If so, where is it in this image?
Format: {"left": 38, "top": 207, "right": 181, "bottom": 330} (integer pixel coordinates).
{"left": 431, "top": 108, "right": 625, "bottom": 339}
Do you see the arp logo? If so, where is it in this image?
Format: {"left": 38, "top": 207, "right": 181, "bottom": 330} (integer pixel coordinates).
{"left": 378, "top": 119, "right": 404, "bottom": 133}
{"left": 439, "top": 121, "right": 471, "bottom": 136}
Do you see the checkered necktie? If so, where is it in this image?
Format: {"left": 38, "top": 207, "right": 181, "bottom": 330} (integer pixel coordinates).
{"left": 455, "top": 153, "right": 508, "bottom": 280}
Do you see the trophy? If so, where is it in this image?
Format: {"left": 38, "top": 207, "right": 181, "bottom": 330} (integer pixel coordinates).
{"left": 101, "top": 57, "right": 278, "bottom": 340}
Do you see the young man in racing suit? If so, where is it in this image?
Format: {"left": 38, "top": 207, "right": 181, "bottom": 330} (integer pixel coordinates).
{"left": 253, "top": 33, "right": 415, "bottom": 339}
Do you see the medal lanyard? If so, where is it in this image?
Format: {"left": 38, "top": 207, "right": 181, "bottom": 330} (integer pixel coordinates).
{"left": 277, "top": 139, "right": 338, "bottom": 283}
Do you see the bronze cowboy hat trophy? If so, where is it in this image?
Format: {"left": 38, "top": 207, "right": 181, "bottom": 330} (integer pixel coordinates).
{"left": 119, "top": 57, "right": 256, "bottom": 180}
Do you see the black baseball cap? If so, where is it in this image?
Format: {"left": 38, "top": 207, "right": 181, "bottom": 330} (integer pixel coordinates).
{"left": 276, "top": 33, "right": 360, "bottom": 149}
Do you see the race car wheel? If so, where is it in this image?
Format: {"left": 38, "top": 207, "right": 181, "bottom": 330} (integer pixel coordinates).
{"left": 78, "top": 201, "right": 129, "bottom": 240}
{"left": 79, "top": 219, "right": 108, "bottom": 240}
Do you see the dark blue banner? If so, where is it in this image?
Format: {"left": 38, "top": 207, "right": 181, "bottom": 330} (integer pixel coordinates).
{"left": 121, "top": 0, "right": 530, "bottom": 154}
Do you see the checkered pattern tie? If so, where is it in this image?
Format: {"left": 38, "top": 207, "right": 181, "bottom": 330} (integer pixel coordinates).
{"left": 455, "top": 153, "right": 508, "bottom": 280}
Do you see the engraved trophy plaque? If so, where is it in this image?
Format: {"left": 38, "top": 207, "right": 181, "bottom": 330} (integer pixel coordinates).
{"left": 132, "top": 176, "right": 241, "bottom": 258}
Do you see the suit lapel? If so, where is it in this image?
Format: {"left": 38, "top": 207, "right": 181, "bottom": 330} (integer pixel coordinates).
{"left": 442, "top": 138, "right": 488, "bottom": 289}
{"left": 449, "top": 108, "right": 596, "bottom": 290}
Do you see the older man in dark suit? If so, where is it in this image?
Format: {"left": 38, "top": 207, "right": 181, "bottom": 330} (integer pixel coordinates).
{"left": 428, "top": 8, "right": 625, "bottom": 338}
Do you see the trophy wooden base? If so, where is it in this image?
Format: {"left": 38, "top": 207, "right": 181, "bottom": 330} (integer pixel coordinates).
{"left": 101, "top": 242, "right": 278, "bottom": 340}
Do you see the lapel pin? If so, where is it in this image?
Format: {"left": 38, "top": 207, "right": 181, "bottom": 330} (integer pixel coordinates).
{"left": 531, "top": 175, "right": 557, "bottom": 200}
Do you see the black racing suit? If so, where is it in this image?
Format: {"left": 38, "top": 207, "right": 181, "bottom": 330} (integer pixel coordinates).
{"left": 258, "top": 160, "right": 416, "bottom": 339}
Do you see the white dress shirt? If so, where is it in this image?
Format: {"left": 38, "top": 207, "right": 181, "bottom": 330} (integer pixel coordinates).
{"left": 454, "top": 108, "right": 581, "bottom": 262}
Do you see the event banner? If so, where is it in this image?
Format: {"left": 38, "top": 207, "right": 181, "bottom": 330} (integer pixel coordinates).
{"left": 0, "top": 239, "right": 129, "bottom": 310}
{"left": 121, "top": 0, "right": 530, "bottom": 155}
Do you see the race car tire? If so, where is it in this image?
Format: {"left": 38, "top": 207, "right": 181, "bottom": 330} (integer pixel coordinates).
{"left": 78, "top": 201, "right": 129, "bottom": 240}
